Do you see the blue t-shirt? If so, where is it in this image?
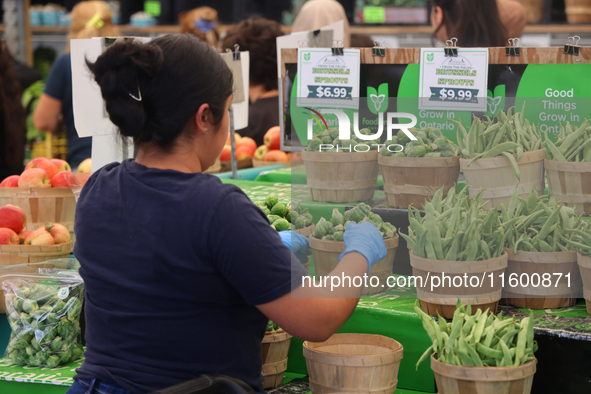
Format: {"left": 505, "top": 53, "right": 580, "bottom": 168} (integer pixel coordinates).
{"left": 73, "top": 160, "right": 306, "bottom": 394}
{"left": 44, "top": 54, "right": 92, "bottom": 169}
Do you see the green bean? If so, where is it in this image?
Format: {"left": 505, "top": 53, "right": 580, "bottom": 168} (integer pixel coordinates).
{"left": 416, "top": 346, "right": 433, "bottom": 370}
{"left": 476, "top": 343, "right": 503, "bottom": 359}
{"left": 501, "top": 151, "right": 521, "bottom": 181}
{"left": 514, "top": 319, "right": 528, "bottom": 366}
{"left": 499, "top": 338, "right": 512, "bottom": 367}
{"left": 546, "top": 138, "right": 567, "bottom": 161}
{"left": 464, "top": 339, "right": 484, "bottom": 367}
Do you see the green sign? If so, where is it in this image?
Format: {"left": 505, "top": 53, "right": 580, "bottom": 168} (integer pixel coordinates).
{"left": 363, "top": 6, "right": 386, "bottom": 23}
{"left": 144, "top": 1, "right": 161, "bottom": 17}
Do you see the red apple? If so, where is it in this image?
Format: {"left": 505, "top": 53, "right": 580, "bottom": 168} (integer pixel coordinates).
{"left": 254, "top": 146, "right": 269, "bottom": 161}
{"left": 25, "top": 158, "right": 58, "bottom": 179}
{"left": 236, "top": 137, "right": 257, "bottom": 154}
{"left": 264, "top": 126, "right": 281, "bottom": 150}
{"left": 24, "top": 227, "right": 55, "bottom": 246}
{"left": 236, "top": 146, "right": 254, "bottom": 160}
{"left": 0, "top": 175, "right": 20, "bottom": 187}
{"left": 18, "top": 168, "right": 51, "bottom": 188}
{"left": 0, "top": 205, "right": 26, "bottom": 233}
{"left": 291, "top": 151, "right": 302, "bottom": 161}
{"left": 0, "top": 228, "right": 19, "bottom": 245}
{"left": 51, "top": 171, "right": 76, "bottom": 188}
{"left": 226, "top": 132, "right": 242, "bottom": 146}
{"left": 77, "top": 158, "right": 92, "bottom": 174}
{"left": 264, "top": 150, "right": 289, "bottom": 162}
{"left": 45, "top": 222, "right": 70, "bottom": 244}
{"left": 50, "top": 159, "right": 71, "bottom": 173}
{"left": 220, "top": 145, "right": 232, "bottom": 162}
{"left": 17, "top": 230, "right": 31, "bottom": 245}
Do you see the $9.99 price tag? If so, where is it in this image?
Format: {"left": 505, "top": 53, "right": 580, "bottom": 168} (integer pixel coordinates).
{"left": 419, "top": 48, "right": 488, "bottom": 111}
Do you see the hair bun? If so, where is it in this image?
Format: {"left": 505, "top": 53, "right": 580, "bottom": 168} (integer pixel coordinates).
{"left": 87, "top": 41, "right": 164, "bottom": 138}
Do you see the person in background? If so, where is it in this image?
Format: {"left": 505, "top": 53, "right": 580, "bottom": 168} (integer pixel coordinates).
{"left": 291, "top": 0, "right": 351, "bottom": 47}
{"left": 33, "top": 1, "right": 119, "bottom": 170}
{"left": 179, "top": 6, "right": 221, "bottom": 48}
{"left": 222, "top": 17, "right": 284, "bottom": 146}
{"left": 0, "top": 43, "right": 27, "bottom": 180}
{"left": 430, "top": 0, "right": 526, "bottom": 47}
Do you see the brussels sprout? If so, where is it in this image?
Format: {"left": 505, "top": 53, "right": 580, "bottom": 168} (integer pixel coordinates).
{"left": 265, "top": 195, "right": 279, "bottom": 210}
{"left": 13, "top": 298, "right": 24, "bottom": 313}
{"left": 294, "top": 216, "right": 307, "bottom": 229}
{"left": 344, "top": 220, "right": 354, "bottom": 229}
{"left": 397, "top": 129, "right": 413, "bottom": 144}
{"left": 425, "top": 152, "right": 442, "bottom": 158}
{"left": 333, "top": 139, "right": 355, "bottom": 151}
{"left": 408, "top": 146, "right": 427, "bottom": 157}
{"left": 25, "top": 346, "right": 36, "bottom": 357}
{"left": 31, "top": 337, "right": 42, "bottom": 351}
{"left": 302, "top": 212, "right": 313, "bottom": 226}
{"left": 332, "top": 231, "right": 344, "bottom": 241}
{"left": 307, "top": 138, "right": 323, "bottom": 152}
{"left": 59, "top": 346, "right": 72, "bottom": 365}
{"left": 428, "top": 128, "right": 443, "bottom": 141}
{"left": 71, "top": 344, "right": 84, "bottom": 361}
{"left": 46, "top": 354, "right": 60, "bottom": 368}
{"left": 357, "top": 204, "right": 372, "bottom": 216}
{"left": 368, "top": 212, "right": 383, "bottom": 228}
{"left": 347, "top": 207, "right": 366, "bottom": 223}
{"left": 267, "top": 215, "right": 282, "bottom": 224}
{"left": 380, "top": 146, "right": 392, "bottom": 156}
{"left": 30, "top": 308, "right": 49, "bottom": 322}
{"left": 9, "top": 310, "right": 20, "bottom": 321}
{"left": 9, "top": 337, "right": 28, "bottom": 350}
{"left": 394, "top": 152, "right": 406, "bottom": 157}
{"left": 43, "top": 326, "right": 58, "bottom": 341}
{"left": 324, "top": 221, "right": 334, "bottom": 235}
{"left": 440, "top": 150, "right": 456, "bottom": 157}
{"left": 314, "top": 218, "right": 329, "bottom": 238}
{"left": 16, "top": 287, "right": 31, "bottom": 299}
{"left": 67, "top": 299, "right": 82, "bottom": 322}
{"left": 333, "top": 224, "right": 344, "bottom": 232}
{"left": 382, "top": 222, "right": 396, "bottom": 233}
{"left": 321, "top": 134, "right": 333, "bottom": 145}
{"left": 258, "top": 206, "right": 271, "bottom": 215}
{"left": 271, "top": 203, "right": 287, "bottom": 217}
{"left": 22, "top": 299, "right": 39, "bottom": 314}
{"left": 291, "top": 201, "right": 301, "bottom": 213}
{"left": 328, "top": 127, "right": 340, "bottom": 140}
{"left": 416, "top": 130, "right": 427, "bottom": 142}
{"left": 50, "top": 336, "right": 63, "bottom": 352}
{"left": 20, "top": 312, "right": 32, "bottom": 325}
{"left": 322, "top": 235, "right": 334, "bottom": 241}
{"left": 53, "top": 300, "right": 67, "bottom": 316}
{"left": 272, "top": 219, "right": 290, "bottom": 231}
{"left": 330, "top": 208, "right": 344, "bottom": 226}
{"left": 286, "top": 211, "right": 293, "bottom": 223}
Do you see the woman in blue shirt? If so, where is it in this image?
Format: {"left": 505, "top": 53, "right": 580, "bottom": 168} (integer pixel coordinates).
{"left": 68, "top": 34, "right": 386, "bottom": 394}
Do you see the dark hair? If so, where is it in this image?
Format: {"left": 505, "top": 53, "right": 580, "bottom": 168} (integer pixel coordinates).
{"left": 0, "top": 44, "right": 26, "bottom": 178}
{"left": 431, "top": 0, "right": 507, "bottom": 47}
{"left": 87, "top": 35, "right": 233, "bottom": 150}
{"left": 351, "top": 34, "right": 375, "bottom": 48}
{"left": 222, "top": 17, "right": 283, "bottom": 91}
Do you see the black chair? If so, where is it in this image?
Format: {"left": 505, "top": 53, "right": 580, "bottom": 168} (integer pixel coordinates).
{"left": 148, "top": 374, "right": 256, "bottom": 394}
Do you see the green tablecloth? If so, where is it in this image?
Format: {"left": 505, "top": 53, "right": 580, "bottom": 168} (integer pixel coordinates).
{"left": 254, "top": 165, "right": 384, "bottom": 188}
{"left": 0, "top": 356, "right": 82, "bottom": 394}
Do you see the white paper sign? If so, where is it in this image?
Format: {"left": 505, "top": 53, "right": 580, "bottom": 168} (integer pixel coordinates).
{"left": 419, "top": 48, "right": 489, "bottom": 111}
{"left": 296, "top": 48, "right": 360, "bottom": 109}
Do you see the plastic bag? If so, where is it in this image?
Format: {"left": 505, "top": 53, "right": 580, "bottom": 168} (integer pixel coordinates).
{"left": 1, "top": 272, "right": 84, "bottom": 367}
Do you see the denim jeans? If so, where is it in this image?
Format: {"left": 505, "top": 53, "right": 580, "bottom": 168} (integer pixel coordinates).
{"left": 66, "top": 378, "right": 134, "bottom": 394}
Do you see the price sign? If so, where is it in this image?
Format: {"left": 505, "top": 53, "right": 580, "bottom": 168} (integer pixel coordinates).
{"left": 419, "top": 48, "right": 488, "bottom": 111}
{"left": 308, "top": 85, "right": 353, "bottom": 99}
{"left": 297, "top": 48, "right": 360, "bottom": 109}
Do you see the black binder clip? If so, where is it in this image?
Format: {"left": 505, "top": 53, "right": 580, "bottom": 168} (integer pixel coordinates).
{"left": 564, "top": 36, "right": 580, "bottom": 56}
{"left": 332, "top": 40, "right": 344, "bottom": 56}
{"left": 372, "top": 41, "right": 385, "bottom": 57}
{"left": 444, "top": 38, "right": 458, "bottom": 57}
{"left": 233, "top": 44, "right": 240, "bottom": 60}
{"left": 505, "top": 38, "right": 520, "bottom": 57}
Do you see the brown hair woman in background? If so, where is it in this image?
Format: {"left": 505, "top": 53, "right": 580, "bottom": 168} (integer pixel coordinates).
{"left": 430, "top": 0, "right": 526, "bottom": 47}
{"left": 0, "top": 42, "right": 26, "bottom": 180}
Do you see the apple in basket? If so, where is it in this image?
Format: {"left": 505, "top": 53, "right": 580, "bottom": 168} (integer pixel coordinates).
{"left": 0, "top": 205, "right": 26, "bottom": 233}
{"left": 51, "top": 159, "right": 71, "bottom": 173}
{"left": 17, "top": 230, "right": 31, "bottom": 245}
{"left": 0, "top": 228, "right": 19, "bottom": 245}
{"left": 24, "top": 227, "right": 55, "bottom": 246}
{"left": 18, "top": 168, "right": 51, "bottom": 188}
{"left": 51, "top": 171, "right": 76, "bottom": 188}
{"left": 77, "top": 158, "right": 92, "bottom": 174}
{"left": 0, "top": 175, "right": 20, "bottom": 187}
{"left": 45, "top": 223, "right": 70, "bottom": 244}
{"left": 25, "top": 157, "right": 58, "bottom": 179}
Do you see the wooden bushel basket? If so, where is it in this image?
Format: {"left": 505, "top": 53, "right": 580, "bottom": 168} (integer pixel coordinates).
{"left": 410, "top": 251, "right": 508, "bottom": 318}
{"left": 432, "top": 356, "right": 536, "bottom": 394}
{"left": 565, "top": 0, "right": 591, "bottom": 23}
{"left": 303, "top": 334, "right": 403, "bottom": 394}
{"left": 545, "top": 160, "right": 591, "bottom": 216}
{"left": 576, "top": 253, "right": 591, "bottom": 314}
{"left": 309, "top": 235, "right": 399, "bottom": 296}
{"left": 502, "top": 249, "right": 581, "bottom": 309}
{"left": 460, "top": 149, "right": 545, "bottom": 209}
{"left": 0, "top": 187, "right": 76, "bottom": 241}
{"left": 261, "top": 330, "right": 292, "bottom": 389}
{"left": 0, "top": 242, "right": 73, "bottom": 267}
{"left": 294, "top": 224, "right": 315, "bottom": 272}
{"left": 378, "top": 155, "right": 460, "bottom": 209}
{"left": 252, "top": 158, "right": 291, "bottom": 168}
{"left": 302, "top": 151, "right": 379, "bottom": 203}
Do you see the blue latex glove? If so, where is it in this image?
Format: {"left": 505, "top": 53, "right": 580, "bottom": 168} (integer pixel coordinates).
{"left": 338, "top": 222, "right": 387, "bottom": 273}
{"left": 279, "top": 231, "right": 312, "bottom": 263}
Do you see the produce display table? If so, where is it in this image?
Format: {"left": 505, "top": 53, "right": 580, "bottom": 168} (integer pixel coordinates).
{"left": 0, "top": 356, "right": 82, "bottom": 394}
{"left": 253, "top": 165, "right": 384, "bottom": 188}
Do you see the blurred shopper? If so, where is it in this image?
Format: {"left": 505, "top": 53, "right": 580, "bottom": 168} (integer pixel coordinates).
{"left": 179, "top": 6, "right": 221, "bottom": 47}
{"left": 0, "top": 43, "right": 27, "bottom": 180}
{"left": 430, "top": 0, "right": 526, "bottom": 47}
{"left": 222, "top": 17, "right": 284, "bottom": 146}
{"left": 292, "top": 0, "right": 351, "bottom": 47}
{"left": 33, "top": 1, "right": 119, "bottom": 170}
